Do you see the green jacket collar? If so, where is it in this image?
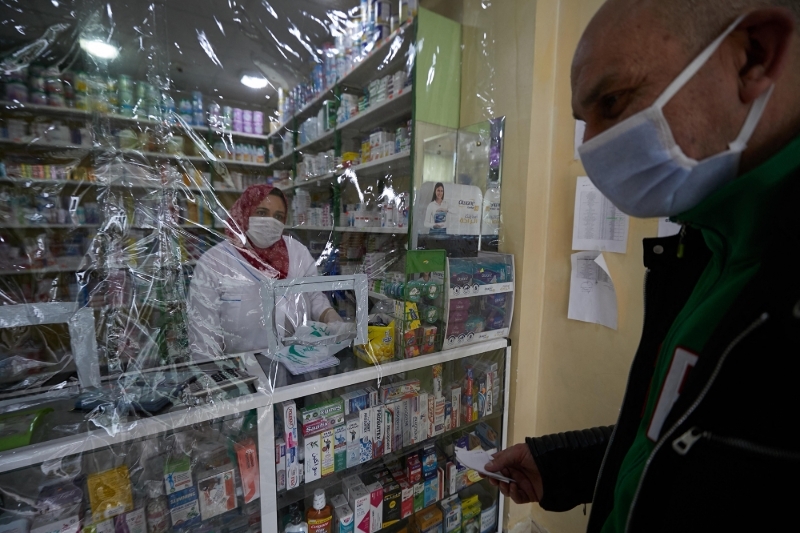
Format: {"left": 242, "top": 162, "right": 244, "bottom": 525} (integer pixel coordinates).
{"left": 676, "top": 135, "right": 800, "bottom": 263}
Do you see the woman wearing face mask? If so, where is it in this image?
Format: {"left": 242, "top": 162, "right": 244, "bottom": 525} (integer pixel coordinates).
{"left": 188, "top": 184, "right": 340, "bottom": 360}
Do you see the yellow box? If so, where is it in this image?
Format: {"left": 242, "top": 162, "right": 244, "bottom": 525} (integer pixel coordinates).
{"left": 354, "top": 321, "right": 396, "bottom": 365}
{"left": 87, "top": 465, "right": 134, "bottom": 521}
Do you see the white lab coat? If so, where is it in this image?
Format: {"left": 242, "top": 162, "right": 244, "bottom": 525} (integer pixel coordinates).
{"left": 187, "top": 236, "right": 332, "bottom": 359}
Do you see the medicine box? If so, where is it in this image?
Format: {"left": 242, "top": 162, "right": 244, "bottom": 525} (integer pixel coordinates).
{"left": 167, "top": 486, "right": 201, "bottom": 531}
{"left": 304, "top": 433, "right": 322, "bottom": 483}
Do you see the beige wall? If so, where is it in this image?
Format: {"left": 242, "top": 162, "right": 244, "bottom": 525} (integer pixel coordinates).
{"left": 422, "top": 1, "right": 657, "bottom": 531}
{"left": 518, "top": 1, "right": 658, "bottom": 532}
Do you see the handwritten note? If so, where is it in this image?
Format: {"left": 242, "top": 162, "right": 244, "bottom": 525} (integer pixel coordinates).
{"left": 568, "top": 251, "right": 618, "bottom": 330}
{"left": 572, "top": 176, "right": 629, "bottom": 254}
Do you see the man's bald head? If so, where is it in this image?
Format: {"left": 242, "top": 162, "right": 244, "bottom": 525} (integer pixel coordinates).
{"left": 650, "top": 0, "right": 800, "bottom": 53}
{"left": 572, "top": 0, "right": 799, "bottom": 175}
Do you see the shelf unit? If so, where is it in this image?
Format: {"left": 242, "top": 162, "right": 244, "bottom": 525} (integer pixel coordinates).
{"left": 260, "top": 338, "right": 512, "bottom": 533}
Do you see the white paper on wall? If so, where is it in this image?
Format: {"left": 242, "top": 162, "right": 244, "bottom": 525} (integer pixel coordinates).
{"left": 572, "top": 176, "right": 629, "bottom": 254}
{"left": 657, "top": 217, "right": 682, "bottom": 238}
{"left": 568, "top": 251, "right": 618, "bottom": 330}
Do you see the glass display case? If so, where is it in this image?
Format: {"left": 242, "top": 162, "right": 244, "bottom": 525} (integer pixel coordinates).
{"left": 1, "top": 2, "right": 513, "bottom": 532}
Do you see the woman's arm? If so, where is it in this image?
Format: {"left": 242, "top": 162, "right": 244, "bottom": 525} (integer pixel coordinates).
{"left": 298, "top": 247, "right": 335, "bottom": 322}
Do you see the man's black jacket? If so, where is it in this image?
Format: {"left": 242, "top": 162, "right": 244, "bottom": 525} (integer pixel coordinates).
{"left": 527, "top": 182, "right": 800, "bottom": 532}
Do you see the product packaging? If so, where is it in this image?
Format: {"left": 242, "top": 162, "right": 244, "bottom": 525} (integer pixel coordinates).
{"left": 276, "top": 438, "right": 287, "bottom": 491}
{"left": 235, "top": 439, "right": 261, "bottom": 504}
{"left": 346, "top": 415, "right": 362, "bottom": 468}
{"left": 304, "top": 433, "right": 322, "bottom": 483}
{"left": 167, "top": 486, "right": 201, "bottom": 531}
{"left": 417, "top": 505, "right": 443, "bottom": 533}
{"left": 87, "top": 466, "right": 134, "bottom": 521}
{"left": 359, "top": 407, "right": 373, "bottom": 463}
{"left": 334, "top": 424, "right": 348, "bottom": 471}
{"left": 197, "top": 468, "right": 237, "bottom": 520}
{"left": 365, "top": 482, "right": 384, "bottom": 533}
{"left": 331, "top": 495, "right": 354, "bottom": 533}
{"left": 347, "top": 484, "right": 371, "bottom": 533}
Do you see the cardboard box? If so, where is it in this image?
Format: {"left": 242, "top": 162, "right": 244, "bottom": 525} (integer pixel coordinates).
{"left": 450, "top": 387, "right": 461, "bottom": 429}
{"left": 390, "top": 404, "right": 403, "bottom": 452}
{"left": 359, "top": 408, "right": 373, "bottom": 463}
{"left": 365, "top": 482, "right": 383, "bottom": 533}
{"left": 346, "top": 415, "right": 362, "bottom": 468}
{"left": 394, "top": 476, "right": 414, "bottom": 519}
{"left": 88, "top": 466, "right": 133, "bottom": 520}
{"left": 281, "top": 400, "right": 299, "bottom": 448}
{"left": 444, "top": 401, "right": 452, "bottom": 432}
{"left": 331, "top": 494, "right": 354, "bottom": 533}
{"left": 302, "top": 413, "right": 346, "bottom": 438}
{"left": 235, "top": 439, "right": 260, "bottom": 504}
{"left": 413, "top": 481, "right": 425, "bottom": 513}
{"left": 304, "top": 434, "right": 322, "bottom": 483}
{"left": 427, "top": 394, "right": 436, "bottom": 438}
{"left": 167, "top": 486, "right": 201, "bottom": 531}
{"left": 348, "top": 485, "right": 371, "bottom": 533}
{"left": 434, "top": 397, "right": 446, "bottom": 436}
{"left": 373, "top": 406, "right": 385, "bottom": 459}
{"left": 380, "top": 379, "right": 421, "bottom": 404}
{"left": 320, "top": 428, "right": 335, "bottom": 477}
{"left": 417, "top": 505, "right": 443, "bottom": 533}
{"left": 286, "top": 444, "right": 300, "bottom": 490}
{"left": 197, "top": 468, "right": 237, "bottom": 520}
{"left": 380, "top": 480, "right": 402, "bottom": 527}
{"left": 401, "top": 398, "right": 412, "bottom": 447}
{"left": 30, "top": 515, "right": 80, "bottom": 533}
{"left": 275, "top": 438, "right": 286, "bottom": 491}
{"left": 424, "top": 474, "right": 439, "bottom": 508}
{"left": 441, "top": 496, "right": 461, "bottom": 533}
{"left": 383, "top": 407, "right": 393, "bottom": 455}
{"left": 342, "top": 390, "right": 369, "bottom": 415}
{"left": 300, "top": 397, "right": 344, "bottom": 424}
{"left": 114, "top": 508, "right": 145, "bottom": 533}
{"left": 334, "top": 424, "right": 348, "bottom": 472}
{"left": 419, "top": 392, "right": 429, "bottom": 441}
{"left": 163, "top": 456, "right": 193, "bottom": 495}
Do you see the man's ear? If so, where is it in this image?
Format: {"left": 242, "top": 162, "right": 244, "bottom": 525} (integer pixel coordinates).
{"left": 736, "top": 8, "right": 795, "bottom": 104}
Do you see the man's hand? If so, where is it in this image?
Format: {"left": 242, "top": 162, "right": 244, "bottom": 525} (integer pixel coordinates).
{"left": 484, "top": 443, "right": 544, "bottom": 504}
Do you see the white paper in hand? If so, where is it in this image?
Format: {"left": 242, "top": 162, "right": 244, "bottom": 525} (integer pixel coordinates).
{"left": 455, "top": 447, "right": 515, "bottom": 483}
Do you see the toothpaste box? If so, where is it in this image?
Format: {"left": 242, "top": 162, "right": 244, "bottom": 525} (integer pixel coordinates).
{"left": 434, "top": 397, "right": 446, "bottom": 436}
{"left": 275, "top": 438, "right": 286, "bottom": 491}
{"left": 359, "top": 408, "right": 373, "bottom": 463}
{"left": 281, "top": 400, "right": 299, "bottom": 448}
{"left": 302, "top": 413, "right": 345, "bottom": 438}
{"left": 167, "top": 486, "right": 201, "bottom": 531}
{"left": 342, "top": 475, "right": 362, "bottom": 501}
{"left": 235, "top": 438, "right": 261, "bottom": 504}
{"left": 389, "top": 404, "right": 403, "bottom": 452}
{"left": 365, "top": 482, "right": 383, "bottom": 533}
{"left": 380, "top": 379, "right": 421, "bottom": 404}
{"left": 444, "top": 401, "right": 452, "bottom": 432}
{"left": 409, "top": 395, "right": 421, "bottom": 445}
{"left": 300, "top": 397, "right": 345, "bottom": 424}
{"left": 286, "top": 444, "right": 300, "bottom": 490}
{"left": 304, "top": 434, "right": 322, "bottom": 483}
{"left": 348, "top": 485, "right": 371, "bottom": 533}
{"left": 383, "top": 406, "right": 393, "bottom": 455}
{"left": 401, "top": 398, "right": 412, "bottom": 447}
{"left": 427, "top": 393, "right": 436, "bottom": 437}
{"left": 346, "top": 415, "right": 361, "bottom": 468}
{"left": 451, "top": 387, "right": 461, "bottom": 428}
{"left": 432, "top": 364, "right": 443, "bottom": 399}
{"left": 334, "top": 424, "right": 348, "bottom": 472}
{"left": 373, "top": 406, "right": 385, "bottom": 459}
{"left": 320, "top": 428, "right": 335, "bottom": 477}
{"left": 164, "top": 456, "right": 193, "bottom": 495}
{"left": 331, "top": 494, "right": 354, "bottom": 533}
{"left": 418, "top": 392, "right": 429, "bottom": 441}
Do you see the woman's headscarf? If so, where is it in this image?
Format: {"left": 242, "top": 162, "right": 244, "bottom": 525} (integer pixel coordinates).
{"left": 226, "top": 184, "right": 290, "bottom": 279}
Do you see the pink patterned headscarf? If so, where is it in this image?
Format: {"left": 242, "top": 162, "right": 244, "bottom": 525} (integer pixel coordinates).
{"left": 226, "top": 184, "right": 290, "bottom": 279}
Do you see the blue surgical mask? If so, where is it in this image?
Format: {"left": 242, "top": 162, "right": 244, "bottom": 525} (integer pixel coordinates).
{"left": 578, "top": 14, "right": 774, "bottom": 218}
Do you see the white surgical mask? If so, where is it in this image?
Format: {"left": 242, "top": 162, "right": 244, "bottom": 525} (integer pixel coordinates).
{"left": 247, "top": 217, "right": 284, "bottom": 248}
{"left": 578, "top": 14, "right": 774, "bottom": 218}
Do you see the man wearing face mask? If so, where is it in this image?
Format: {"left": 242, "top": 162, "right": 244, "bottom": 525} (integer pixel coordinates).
{"left": 188, "top": 184, "right": 340, "bottom": 360}
{"left": 485, "top": 1, "right": 800, "bottom": 531}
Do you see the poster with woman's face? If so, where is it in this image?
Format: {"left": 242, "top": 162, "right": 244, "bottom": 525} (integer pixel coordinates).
{"left": 414, "top": 181, "right": 483, "bottom": 237}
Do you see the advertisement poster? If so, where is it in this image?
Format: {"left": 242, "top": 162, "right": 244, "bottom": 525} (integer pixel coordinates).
{"left": 415, "top": 182, "right": 483, "bottom": 238}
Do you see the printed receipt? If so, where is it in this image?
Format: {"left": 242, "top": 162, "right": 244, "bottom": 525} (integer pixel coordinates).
{"left": 455, "top": 447, "right": 515, "bottom": 483}
{"left": 572, "top": 176, "right": 630, "bottom": 254}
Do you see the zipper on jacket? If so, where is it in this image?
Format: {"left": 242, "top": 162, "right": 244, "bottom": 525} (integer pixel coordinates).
{"left": 589, "top": 269, "right": 651, "bottom": 521}
{"left": 624, "top": 312, "right": 770, "bottom": 533}
{"left": 673, "top": 426, "right": 800, "bottom": 461}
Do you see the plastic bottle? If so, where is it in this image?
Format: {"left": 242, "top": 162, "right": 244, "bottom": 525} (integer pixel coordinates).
{"left": 481, "top": 180, "right": 501, "bottom": 236}
{"left": 306, "top": 489, "right": 333, "bottom": 533}
{"left": 285, "top": 503, "right": 309, "bottom": 533}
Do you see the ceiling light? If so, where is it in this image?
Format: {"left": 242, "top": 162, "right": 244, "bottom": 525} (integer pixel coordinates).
{"left": 241, "top": 73, "right": 268, "bottom": 89}
{"left": 79, "top": 38, "right": 119, "bottom": 60}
